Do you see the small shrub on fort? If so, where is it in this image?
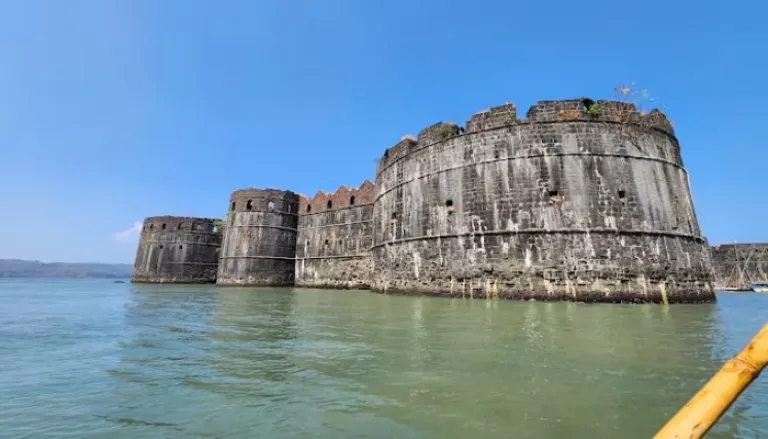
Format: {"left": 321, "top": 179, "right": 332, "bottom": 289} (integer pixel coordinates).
{"left": 556, "top": 83, "right": 669, "bottom": 126}
{"left": 436, "top": 123, "right": 458, "bottom": 139}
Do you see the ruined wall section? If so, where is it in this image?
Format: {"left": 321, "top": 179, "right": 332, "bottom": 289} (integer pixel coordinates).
{"left": 217, "top": 188, "right": 300, "bottom": 286}
{"left": 710, "top": 243, "right": 768, "bottom": 290}
{"left": 132, "top": 216, "right": 222, "bottom": 283}
{"left": 295, "top": 181, "right": 374, "bottom": 288}
{"left": 372, "top": 99, "right": 715, "bottom": 303}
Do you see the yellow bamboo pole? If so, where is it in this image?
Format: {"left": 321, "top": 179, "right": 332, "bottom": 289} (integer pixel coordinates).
{"left": 652, "top": 323, "right": 768, "bottom": 439}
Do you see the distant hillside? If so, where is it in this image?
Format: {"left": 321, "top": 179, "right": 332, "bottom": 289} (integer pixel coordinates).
{"left": 0, "top": 259, "right": 132, "bottom": 279}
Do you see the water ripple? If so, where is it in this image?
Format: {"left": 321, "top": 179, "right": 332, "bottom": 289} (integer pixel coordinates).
{"left": 0, "top": 280, "right": 766, "bottom": 438}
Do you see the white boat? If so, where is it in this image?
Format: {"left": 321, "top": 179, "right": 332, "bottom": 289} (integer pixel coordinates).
{"left": 751, "top": 282, "right": 768, "bottom": 293}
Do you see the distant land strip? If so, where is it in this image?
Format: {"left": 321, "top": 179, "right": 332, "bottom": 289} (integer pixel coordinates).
{"left": 0, "top": 259, "right": 132, "bottom": 279}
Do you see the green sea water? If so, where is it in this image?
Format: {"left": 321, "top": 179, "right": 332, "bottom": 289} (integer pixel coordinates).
{"left": 0, "top": 279, "right": 766, "bottom": 438}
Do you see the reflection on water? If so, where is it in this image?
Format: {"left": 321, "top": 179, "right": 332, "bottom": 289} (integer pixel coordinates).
{"left": 0, "top": 279, "right": 766, "bottom": 438}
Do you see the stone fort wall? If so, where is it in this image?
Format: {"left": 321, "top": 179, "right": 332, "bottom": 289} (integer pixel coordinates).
{"left": 372, "top": 99, "right": 715, "bottom": 303}
{"left": 131, "top": 96, "right": 718, "bottom": 303}
{"left": 710, "top": 242, "right": 768, "bottom": 290}
{"left": 216, "top": 188, "right": 300, "bottom": 286}
{"left": 295, "top": 181, "right": 374, "bottom": 289}
{"left": 131, "top": 216, "right": 222, "bottom": 283}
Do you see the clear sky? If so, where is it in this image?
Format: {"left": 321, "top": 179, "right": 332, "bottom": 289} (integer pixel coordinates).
{"left": 0, "top": 0, "right": 763, "bottom": 264}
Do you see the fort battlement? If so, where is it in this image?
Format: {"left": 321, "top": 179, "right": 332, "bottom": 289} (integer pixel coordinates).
{"left": 299, "top": 180, "right": 374, "bottom": 215}
{"left": 229, "top": 188, "right": 300, "bottom": 215}
{"left": 133, "top": 95, "right": 715, "bottom": 304}
{"left": 377, "top": 98, "right": 677, "bottom": 174}
{"left": 132, "top": 215, "right": 222, "bottom": 284}
{"left": 141, "top": 215, "right": 223, "bottom": 234}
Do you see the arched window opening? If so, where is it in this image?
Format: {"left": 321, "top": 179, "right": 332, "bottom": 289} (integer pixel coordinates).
{"left": 161, "top": 223, "right": 166, "bottom": 230}
{"left": 327, "top": 200, "right": 333, "bottom": 209}
{"left": 177, "top": 224, "right": 182, "bottom": 230}
{"left": 350, "top": 195, "right": 356, "bottom": 206}
{"left": 231, "top": 202, "right": 236, "bottom": 211}
{"left": 246, "top": 200, "right": 253, "bottom": 211}
{"left": 159, "top": 245, "right": 164, "bottom": 249}
{"left": 267, "top": 201, "right": 275, "bottom": 211}
{"left": 618, "top": 190, "right": 626, "bottom": 199}
{"left": 445, "top": 199, "right": 453, "bottom": 207}
{"left": 178, "top": 245, "right": 183, "bottom": 250}
{"left": 324, "top": 239, "right": 329, "bottom": 246}
{"left": 307, "top": 204, "right": 312, "bottom": 213}
{"left": 150, "top": 224, "right": 154, "bottom": 230}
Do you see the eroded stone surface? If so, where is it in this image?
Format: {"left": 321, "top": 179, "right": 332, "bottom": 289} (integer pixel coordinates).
{"left": 295, "top": 182, "right": 374, "bottom": 288}
{"left": 710, "top": 243, "right": 768, "bottom": 290}
{"left": 132, "top": 216, "right": 222, "bottom": 284}
{"left": 217, "top": 189, "right": 299, "bottom": 286}
{"left": 372, "top": 100, "right": 715, "bottom": 303}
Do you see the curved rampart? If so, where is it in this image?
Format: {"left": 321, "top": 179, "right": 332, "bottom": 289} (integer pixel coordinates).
{"left": 295, "top": 181, "right": 374, "bottom": 288}
{"left": 710, "top": 242, "right": 768, "bottom": 290}
{"left": 372, "top": 98, "right": 714, "bottom": 303}
{"left": 217, "top": 188, "right": 300, "bottom": 286}
{"left": 131, "top": 216, "right": 222, "bottom": 283}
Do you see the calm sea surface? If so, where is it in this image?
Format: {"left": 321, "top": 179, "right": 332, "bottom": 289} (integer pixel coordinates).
{"left": 0, "top": 279, "right": 766, "bottom": 438}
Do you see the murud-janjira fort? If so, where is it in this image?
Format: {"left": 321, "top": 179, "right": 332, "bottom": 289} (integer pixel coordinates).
{"left": 131, "top": 97, "right": 764, "bottom": 304}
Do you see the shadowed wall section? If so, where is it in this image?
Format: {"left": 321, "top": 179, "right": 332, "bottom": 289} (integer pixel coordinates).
{"left": 295, "top": 181, "right": 374, "bottom": 288}
{"left": 217, "top": 188, "right": 300, "bottom": 286}
{"left": 131, "top": 216, "right": 222, "bottom": 283}
{"left": 372, "top": 99, "right": 715, "bottom": 303}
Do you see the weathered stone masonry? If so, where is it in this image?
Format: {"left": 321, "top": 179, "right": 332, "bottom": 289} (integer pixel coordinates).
{"left": 710, "top": 243, "right": 768, "bottom": 290}
{"left": 132, "top": 96, "right": 718, "bottom": 303}
{"left": 295, "top": 181, "right": 374, "bottom": 289}
{"left": 216, "top": 188, "right": 300, "bottom": 286}
{"left": 372, "top": 100, "right": 715, "bottom": 303}
{"left": 131, "top": 216, "right": 222, "bottom": 283}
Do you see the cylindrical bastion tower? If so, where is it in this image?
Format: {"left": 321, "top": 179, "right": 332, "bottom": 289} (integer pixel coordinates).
{"left": 372, "top": 98, "right": 715, "bottom": 303}
{"left": 131, "top": 216, "right": 223, "bottom": 284}
{"left": 216, "top": 188, "right": 300, "bottom": 286}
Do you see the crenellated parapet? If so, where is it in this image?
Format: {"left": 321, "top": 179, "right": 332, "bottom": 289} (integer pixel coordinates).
{"left": 376, "top": 136, "right": 417, "bottom": 175}
{"left": 299, "top": 180, "right": 375, "bottom": 214}
{"left": 524, "top": 98, "right": 675, "bottom": 136}
{"left": 376, "top": 98, "right": 677, "bottom": 175}
{"left": 141, "top": 215, "right": 223, "bottom": 235}
{"left": 465, "top": 103, "right": 517, "bottom": 133}
{"left": 417, "top": 122, "right": 461, "bottom": 147}
{"left": 229, "top": 188, "right": 300, "bottom": 215}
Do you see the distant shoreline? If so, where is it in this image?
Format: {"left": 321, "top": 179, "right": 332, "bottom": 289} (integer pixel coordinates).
{"left": 0, "top": 259, "right": 132, "bottom": 279}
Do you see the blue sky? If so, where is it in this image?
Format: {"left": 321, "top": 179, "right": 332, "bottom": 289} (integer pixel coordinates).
{"left": 0, "top": 0, "right": 763, "bottom": 264}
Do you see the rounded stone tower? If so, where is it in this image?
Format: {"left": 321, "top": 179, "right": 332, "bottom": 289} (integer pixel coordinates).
{"left": 217, "top": 188, "right": 300, "bottom": 286}
{"left": 372, "top": 99, "right": 715, "bottom": 303}
{"left": 131, "top": 216, "right": 223, "bottom": 283}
